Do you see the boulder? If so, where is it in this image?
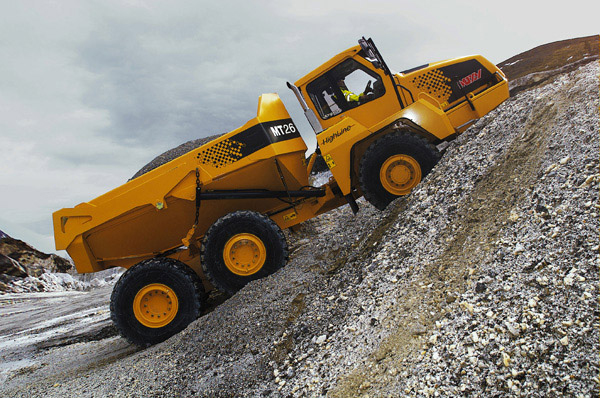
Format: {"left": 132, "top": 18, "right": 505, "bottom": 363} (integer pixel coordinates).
{"left": 0, "top": 253, "right": 28, "bottom": 277}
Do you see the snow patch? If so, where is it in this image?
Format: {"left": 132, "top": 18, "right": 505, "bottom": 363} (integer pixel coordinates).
{"left": 503, "top": 59, "right": 521, "bottom": 66}
{"left": 310, "top": 170, "right": 333, "bottom": 188}
{"left": 2, "top": 269, "right": 123, "bottom": 294}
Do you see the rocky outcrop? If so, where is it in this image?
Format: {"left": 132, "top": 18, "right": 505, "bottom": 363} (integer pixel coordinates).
{"left": 0, "top": 253, "right": 28, "bottom": 277}
{"left": 498, "top": 35, "right": 599, "bottom": 81}
{"left": 0, "top": 234, "right": 124, "bottom": 293}
{"left": 0, "top": 236, "right": 72, "bottom": 276}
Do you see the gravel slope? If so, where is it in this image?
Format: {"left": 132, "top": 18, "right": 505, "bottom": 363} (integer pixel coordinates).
{"left": 5, "top": 61, "right": 597, "bottom": 398}
{"left": 129, "top": 134, "right": 221, "bottom": 180}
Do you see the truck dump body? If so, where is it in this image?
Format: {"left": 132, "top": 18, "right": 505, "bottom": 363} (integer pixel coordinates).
{"left": 53, "top": 94, "right": 312, "bottom": 273}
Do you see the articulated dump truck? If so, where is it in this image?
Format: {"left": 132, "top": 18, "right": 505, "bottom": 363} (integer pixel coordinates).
{"left": 53, "top": 37, "right": 509, "bottom": 346}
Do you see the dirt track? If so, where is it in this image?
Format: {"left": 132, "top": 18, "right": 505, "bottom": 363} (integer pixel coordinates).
{"left": 0, "top": 286, "right": 139, "bottom": 390}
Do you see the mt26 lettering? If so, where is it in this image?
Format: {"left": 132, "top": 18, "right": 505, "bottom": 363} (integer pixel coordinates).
{"left": 270, "top": 123, "right": 296, "bottom": 137}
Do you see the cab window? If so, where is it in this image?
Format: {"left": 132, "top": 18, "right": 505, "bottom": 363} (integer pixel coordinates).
{"left": 306, "top": 58, "right": 385, "bottom": 120}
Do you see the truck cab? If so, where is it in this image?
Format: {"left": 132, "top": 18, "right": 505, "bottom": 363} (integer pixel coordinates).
{"left": 289, "top": 37, "right": 509, "bottom": 209}
{"left": 294, "top": 37, "right": 509, "bottom": 137}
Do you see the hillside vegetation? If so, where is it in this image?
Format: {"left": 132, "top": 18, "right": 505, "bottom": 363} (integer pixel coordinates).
{"left": 498, "top": 35, "right": 598, "bottom": 81}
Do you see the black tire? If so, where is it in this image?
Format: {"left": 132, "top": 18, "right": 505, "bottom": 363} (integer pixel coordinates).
{"left": 110, "top": 258, "right": 204, "bottom": 347}
{"left": 359, "top": 131, "right": 440, "bottom": 210}
{"left": 201, "top": 211, "right": 288, "bottom": 295}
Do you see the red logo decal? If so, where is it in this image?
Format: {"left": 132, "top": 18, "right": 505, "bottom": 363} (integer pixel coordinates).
{"left": 457, "top": 69, "right": 482, "bottom": 89}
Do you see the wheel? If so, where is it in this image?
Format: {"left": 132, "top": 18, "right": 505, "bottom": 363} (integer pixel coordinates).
{"left": 201, "top": 210, "right": 288, "bottom": 295}
{"left": 110, "top": 258, "right": 204, "bottom": 347}
{"left": 359, "top": 131, "right": 440, "bottom": 210}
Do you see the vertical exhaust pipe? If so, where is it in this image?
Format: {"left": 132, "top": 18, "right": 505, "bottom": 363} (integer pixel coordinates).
{"left": 287, "top": 82, "right": 323, "bottom": 134}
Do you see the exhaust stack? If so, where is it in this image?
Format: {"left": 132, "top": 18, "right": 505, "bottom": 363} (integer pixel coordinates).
{"left": 287, "top": 82, "right": 323, "bottom": 134}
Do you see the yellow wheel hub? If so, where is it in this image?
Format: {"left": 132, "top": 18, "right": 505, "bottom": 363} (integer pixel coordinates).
{"left": 133, "top": 284, "right": 178, "bottom": 328}
{"left": 223, "top": 233, "right": 266, "bottom": 276}
{"left": 380, "top": 154, "right": 422, "bottom": 195}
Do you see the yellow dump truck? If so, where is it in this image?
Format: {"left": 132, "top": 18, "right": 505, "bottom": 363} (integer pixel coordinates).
{"left": 53, "top": 37, "right": 509, "bottom": 345}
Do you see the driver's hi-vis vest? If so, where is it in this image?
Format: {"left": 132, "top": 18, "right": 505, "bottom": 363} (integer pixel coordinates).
{"left": 341, "top": 88, "right": 362, "bottom": 103}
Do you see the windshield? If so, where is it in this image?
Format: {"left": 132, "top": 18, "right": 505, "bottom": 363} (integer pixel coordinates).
{"left": 306, "top": 59, "right": 385, "bottom": 120}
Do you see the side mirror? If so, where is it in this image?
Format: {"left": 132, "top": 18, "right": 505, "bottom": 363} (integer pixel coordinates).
{"left": 359, "top": 37, "right": 383, "bottom": 70}
{"left": 358, "top": 37, "right": 369, "bottom": 53}
{"left": 365, "top": 57, "right": 381, "bottom": 70}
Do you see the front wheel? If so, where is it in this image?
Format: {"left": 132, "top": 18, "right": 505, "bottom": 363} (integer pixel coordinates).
{"left": 359, "top": 131, "right": 440, "bottom": 210}
{"left": 110, "top": 258, "right": 204, "bottom": 347}
{"left": 201, "top": 211, "right": 288, "bottom": 295}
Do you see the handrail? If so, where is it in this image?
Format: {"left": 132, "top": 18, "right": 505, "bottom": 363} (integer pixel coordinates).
{"left": 396, "top": 83, "right": 415, "bottom": 104}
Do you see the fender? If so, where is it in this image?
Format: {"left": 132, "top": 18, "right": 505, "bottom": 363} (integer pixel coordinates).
{"left": 374, "top": 99, "right": 456, "bottom": 141}
{"left": 318, "top": 99, "right": 455, "bottom": 197}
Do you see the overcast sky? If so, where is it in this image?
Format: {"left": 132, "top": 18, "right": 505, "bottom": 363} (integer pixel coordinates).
{"left": 0, "top": 0, "right": 597, "bottom": 255}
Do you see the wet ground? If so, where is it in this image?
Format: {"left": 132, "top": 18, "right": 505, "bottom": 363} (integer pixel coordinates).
{"left": 0, "top": 281, "right": 231, "bottom": 396}
{"left": 0, "top": 286, "right": 140, "bottom": 393}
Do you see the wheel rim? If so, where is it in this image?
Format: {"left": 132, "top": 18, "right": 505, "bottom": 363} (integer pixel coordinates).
{"left": 223, "top": 233, "right": 267, "bottom": 276}
{"left": 133, "top": 283, "right": 179, "bottom": 328}
{"left": 379, "top": 154, "right": 422, "bottom": 195}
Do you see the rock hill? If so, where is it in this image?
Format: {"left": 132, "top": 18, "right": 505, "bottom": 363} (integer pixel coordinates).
{"left": 0, "top": 235, "right": 72, "bottom": 292}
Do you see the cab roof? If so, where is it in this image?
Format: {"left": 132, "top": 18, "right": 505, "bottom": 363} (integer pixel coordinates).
{"left": 294, "top": 45, "right": 362, "bottom": 87}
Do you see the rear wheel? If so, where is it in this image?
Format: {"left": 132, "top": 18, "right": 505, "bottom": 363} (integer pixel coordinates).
{"left": 201, "top": 211, "right": 288, "bottom": 295}
{"left": 110, "top": 258, "right": 204, "bottom": 347}
{"left": 359, "top": 131, "right": 440, "bottom": 210}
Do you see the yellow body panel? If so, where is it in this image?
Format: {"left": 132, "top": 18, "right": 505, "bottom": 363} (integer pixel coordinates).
{"left": 318, "top": 117, "right": 370, "bottom": 195}
{"left": 396, "top": 55, "right": 509, "bottom": 132}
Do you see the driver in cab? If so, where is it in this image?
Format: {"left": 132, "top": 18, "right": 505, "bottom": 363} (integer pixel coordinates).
{"left": 337, "top": 79, "right": 375, "bottom": 105}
